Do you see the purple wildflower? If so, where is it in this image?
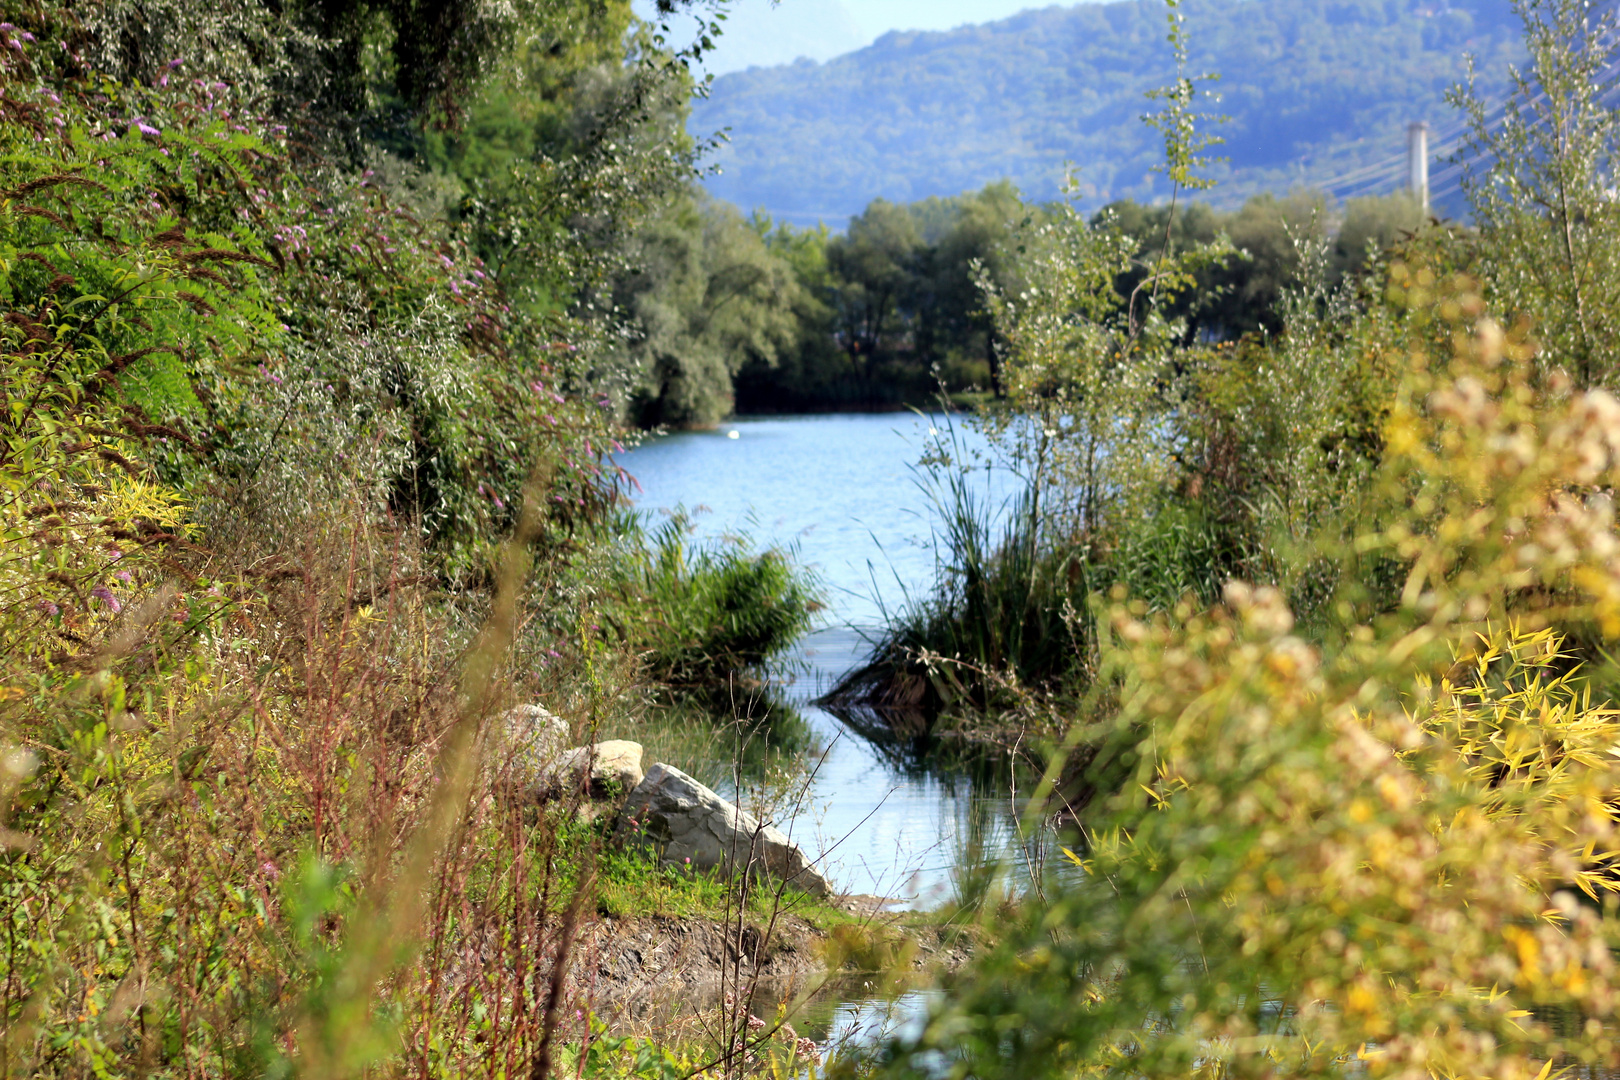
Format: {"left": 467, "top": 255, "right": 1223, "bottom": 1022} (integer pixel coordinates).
{"left": 90, "top": 587, "right": 122, "bottom": 614}
{"left": 38, "top": 600, "right": 59, "bottom": 617}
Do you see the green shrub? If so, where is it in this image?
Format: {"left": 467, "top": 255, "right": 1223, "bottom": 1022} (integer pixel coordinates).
{"left": 873, "top": 293, "right": 1620, "bottom": 1080}
{"left": 619, "top": 512, "right": 824, "bottom": 693}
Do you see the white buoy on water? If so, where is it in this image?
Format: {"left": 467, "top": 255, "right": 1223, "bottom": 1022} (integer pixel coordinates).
{"left": 727, "top": 430, "right": 740, "bottom": 440}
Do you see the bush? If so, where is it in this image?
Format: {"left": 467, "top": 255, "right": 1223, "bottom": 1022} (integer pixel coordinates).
{"left": 617, "top": 512, "right": 824, "bottom": 693}
{"left": 875, "top": 304, "right": 1620, "bottom": 1078}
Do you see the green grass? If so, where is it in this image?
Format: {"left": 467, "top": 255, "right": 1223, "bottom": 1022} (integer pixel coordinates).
{"left": 828, "top": 472, "right": 1092, "bottom": 716}
{"left": 830, "top": 458, "right": 1248, "bottom": 720}
{"left": 555, "top": 814, "right": 856, "bottom": 924}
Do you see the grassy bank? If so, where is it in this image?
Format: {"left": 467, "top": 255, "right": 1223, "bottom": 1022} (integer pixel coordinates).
{"left": 0, "top": 8, "right": 830, "bottom": 1075}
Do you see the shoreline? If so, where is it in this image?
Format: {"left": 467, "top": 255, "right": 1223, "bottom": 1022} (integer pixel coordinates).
{"left": 568, "top": 903, "right": 974, "bottom": 1036}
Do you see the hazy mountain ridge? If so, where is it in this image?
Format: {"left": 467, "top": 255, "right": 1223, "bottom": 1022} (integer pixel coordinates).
{"left": 693, "top": 0, "right": 1525, "bottom": 226}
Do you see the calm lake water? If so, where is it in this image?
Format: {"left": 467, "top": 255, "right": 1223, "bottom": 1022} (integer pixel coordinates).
{"left": 620, "top": 412, "right": 1026, "bottom": 904}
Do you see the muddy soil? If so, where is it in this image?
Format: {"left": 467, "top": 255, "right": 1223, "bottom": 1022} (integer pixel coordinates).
{"left": 566, "top": 901, "right": 972, "bottom": 1032}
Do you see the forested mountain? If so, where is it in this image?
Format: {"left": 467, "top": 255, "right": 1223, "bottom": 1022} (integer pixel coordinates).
{"left": 694, "top": 0, "right": 1526, "bottom": 225}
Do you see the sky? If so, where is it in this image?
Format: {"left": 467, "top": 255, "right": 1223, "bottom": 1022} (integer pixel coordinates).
{"left": 635, "top": 0, "right": 1098, "bottom": 74}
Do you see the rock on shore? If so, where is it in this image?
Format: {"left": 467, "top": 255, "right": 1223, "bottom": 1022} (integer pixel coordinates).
{"left": 617, "top": 764, "right": 831, "bottom": 897}
{"left": 546, "top": 740, "right": 646, "bottom": 798}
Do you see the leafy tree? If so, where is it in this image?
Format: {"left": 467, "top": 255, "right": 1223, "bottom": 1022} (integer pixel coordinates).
{"left": 419, "top": 0, "right": 640, "bottom": 183}
{"left": 826, "top": 197, "right": 923, "bottom": 391}
{"left": 1100, "top": 189, "right": 1423, "bottom": 341}
{"left": 1452, "top": 0, "right": 1620, "bottom": 388}
{"left": 1332, "top": 191, "right": 1427, "bottom": 281}
{"left": 913, "top": 181, "right": 1029, "bottom": 393}
{"left": 615, "top": 197, "right": 804, "bottom": 428}
{"left": 733, "top": 219, "right": 855, "bottom": 412}
{"left": 44, "top": 0, "right": 533, "bottom": 158}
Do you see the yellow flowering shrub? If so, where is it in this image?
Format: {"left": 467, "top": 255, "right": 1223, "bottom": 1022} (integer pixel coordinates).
{"left": 880, "top": 284, "right": 1620, "bottom": 1079}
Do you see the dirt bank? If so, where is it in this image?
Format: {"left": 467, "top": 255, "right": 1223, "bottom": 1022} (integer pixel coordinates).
{"left": 567, "top": 901, "right": 973, "bottom": 1030}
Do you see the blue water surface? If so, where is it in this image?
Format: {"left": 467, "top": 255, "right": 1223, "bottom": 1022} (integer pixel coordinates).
{"left": 620, "top": 413, "right": 1025, "bottom": 902}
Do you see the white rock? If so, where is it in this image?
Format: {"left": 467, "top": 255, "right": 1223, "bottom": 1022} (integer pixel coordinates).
{"left": 496, "top": 704, "right": 569, "bottom": 779}
{"left": 546, "top": 740, "right": 645, "bottom": 799}
{"left": 617, "top": 764, "right": 831, "bottom": 897}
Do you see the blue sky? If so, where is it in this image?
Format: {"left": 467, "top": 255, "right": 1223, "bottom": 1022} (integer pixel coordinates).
{"left": 637, "top": 1, "right": 1101, "bottom": 74}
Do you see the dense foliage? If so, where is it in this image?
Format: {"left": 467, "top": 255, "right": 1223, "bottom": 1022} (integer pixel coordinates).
{"left": 844, "top": 1, "right": 1620, "bottom": 1075}
{"left": 689, "top": 182, "right": 1423, "bottom": 420}
{"left": 0, "top": 2, "right": 826, "bottom": 1076}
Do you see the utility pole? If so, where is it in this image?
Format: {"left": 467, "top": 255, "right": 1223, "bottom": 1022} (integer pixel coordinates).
{"left": 1408, "top": 122, "right": 1430, "bottom": 213}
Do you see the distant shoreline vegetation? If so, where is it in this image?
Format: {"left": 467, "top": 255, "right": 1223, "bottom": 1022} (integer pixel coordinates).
{"left": 631, "top": 184, "right": 1427, "bottom": 426}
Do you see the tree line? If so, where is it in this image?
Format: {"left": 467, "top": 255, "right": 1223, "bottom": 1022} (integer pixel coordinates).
{"left": 609, "top": 179, "right": 1430, "bottom": 427}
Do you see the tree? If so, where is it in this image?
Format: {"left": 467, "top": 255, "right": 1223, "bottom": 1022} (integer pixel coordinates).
{"left": 1452, "top": 0, "right": 1620, "bottom": 388}
{"left": 915, "top": 181, "right": 1029, "bottom": 394}
{"left": 826, "top": 198, "right": 922, "bottom": 389}
{"left": 1331, "top": 192, "right": 1427, "bottom": 283}
{"left": 616, "top": 197, "right": 804, "bottom": 428}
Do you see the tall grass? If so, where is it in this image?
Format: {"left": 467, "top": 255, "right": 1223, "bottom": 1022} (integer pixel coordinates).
{"left": 827, "top": 461, "right": 1243, "bottom": 728}
{"left": 827, "top": 466, "right": 1073, "bottom": 718}
{"left": 617, "top": 511, "right": 824, "bottom": 696}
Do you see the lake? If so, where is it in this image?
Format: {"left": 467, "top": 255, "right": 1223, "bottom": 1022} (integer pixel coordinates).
{"left": 619, "top": 412, "right": 1028, "bottom": 904}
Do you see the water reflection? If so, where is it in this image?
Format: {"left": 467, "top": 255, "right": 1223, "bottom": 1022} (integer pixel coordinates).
{"left": 816, "top": 989, "right": 938, "bottom": 1064}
